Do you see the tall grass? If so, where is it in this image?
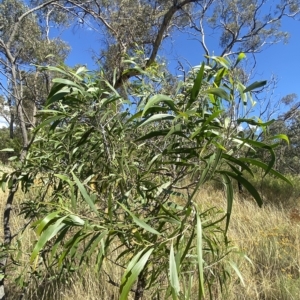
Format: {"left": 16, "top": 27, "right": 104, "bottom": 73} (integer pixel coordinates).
{"left": 1, "top": 174, "right": 299, "bottom": 299}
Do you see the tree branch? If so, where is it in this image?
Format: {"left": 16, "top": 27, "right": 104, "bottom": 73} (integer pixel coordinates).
{"left": 114, "top": 0, "right": 198, "bottom": 89}
{"left": 6, "top": 0, "right": 59, "bottom": 51}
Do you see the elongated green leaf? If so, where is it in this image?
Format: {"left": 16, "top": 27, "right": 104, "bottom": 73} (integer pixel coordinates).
{"left": 229, "top": 261, "right": 245, "bottom": 286}
{"left": 234, "top": 53, "right": 246, "bottom": 67}
{"left": 54, "top": 174, "right": 71, "bottom": 182}
{"left": 190, "top": 110, "right": 223, "bottom": 139}
{"left": 126, "top": 111, "right": 143, "bottom": 123}
{"left": 0, "top": 148, "right": 14, "bottom": 152}
{"left": 222, "top": 154, "right": 254, "bottom": 176}
{"left": 47, "top": 89, "right": 71, "bottom": 105}
{"left": 206, "top": 88, "right": 230, "bottom": 101}
{"left": 154, "top": 181, "right": 171, "bottom": 198}
{"left": 243, "top": 80, "right": 267, "bottom": 93}
{"left": 210, "top": 56, "right": 230, "bottom": 69}
{"left": 46, "top": 82, "right": 66, "bottom": 100}
{"left": 76, "top": 127, "right": 95, "bottom": 147}
{"left": 239, "top": 158, "right": 292, "bottom": 185}
{"left": 221, "top": 173, "right": 233, "bottom": 234}
{"left": 188, "top": 63, "right": 205, "bottom": 109}
{"left": 35, "top": 115, "right": 65, "bottom": 131}
{"left": 31, "top": 216, "right": 68, "bottom": 262}
{"left": 196, "top": 213, "right": 205, "bottom": 299}
{"left": 237, "top": 118, "right": 275, "bottom": 127}
{"left": 52, "top": 78, "right": 83, "bottom": 89}
{"left": 220, "top": 171, "right": 263, "bottom": 207}
{"left": 76, "top": 66, "right": 88, "bottom": 75}
{"left": 41, "top": 66, "right": 69, "bottom": 77}
{"left": 80, "top": 231, "right": 108, "bottom": 265}
{"left": 58, "top": 231, "right": 91, "bottom": 266}
{"left": 270, "top": 134, "right": 289, "bottom": 144}
{"left": 72, "top": 172, "right": 99, "bottom": 216}
{"left": 36, "top": 211, "right": 62, "bottom": 235}
{"left": 169, "top": 242, "right": 180, "bottom": 296}
{"left": 54, "top": 174, "right": 76, "bottom": 208}
{"left": 38, "top": 109, "right": 62, "bottom": 114}
{"left": 180, "top": 228, "right": 195, "bottom": 264}
{"left": 7, "top": 156, "right": 17, "bottom": 161}
{"left": 118, "top": 202, "right": 160, "bottom": 235}
{"left": 136, "top": 128, "right": 187, "bottom": 141}
{"left": 208, "top": 148, "right": 223, "bottom": 181}
{"left": 68, "top": 215, "right": 85, "bottom": 226}
{"left": 138, "top": 114, "right": 174, "bottom": 127}
{"left": 214, "top": 67, "right": 227, "bottom": 87}
{"left": 120, "top": 248, "right": 154, "bottom": 300}
{"left": 238, "top": 138, "right": 276, "bottom": 175}
{"left": 50, "top": 226, "right": 70, "bottom": 263}
{"left": 165, "top": 124, "right": 183, "bottom": 139}
{"left": 142, "top": 95, "right": 176, "bottom": 116}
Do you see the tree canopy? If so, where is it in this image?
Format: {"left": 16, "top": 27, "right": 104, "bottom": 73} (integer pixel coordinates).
{"left": 0, "top": 1, "right": 299, "bottom": 299}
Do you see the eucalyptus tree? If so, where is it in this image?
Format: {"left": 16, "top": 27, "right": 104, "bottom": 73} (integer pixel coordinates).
{"left": 0, "top": 0, "right": 69, "bottom": 144}
{"left": 56, "top": 0, "right": 300, "bottom": 85}
{"left": 0, "top": 1, "right": 69, "bottom": 298}
{"left": 259, "top": 94, "right": 300, "bottom": 174}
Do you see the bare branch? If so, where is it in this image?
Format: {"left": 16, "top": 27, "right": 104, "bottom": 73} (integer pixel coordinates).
{"left": 115, "top": 0, "right": 198, "bottom": 88}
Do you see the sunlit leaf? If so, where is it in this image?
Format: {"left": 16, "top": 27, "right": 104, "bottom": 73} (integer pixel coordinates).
{"left": 169, "top": 242, "right": 180, "bottom": 295}
{"left": 206, "top": 88, "right": 230, "bottom": 101}
{"left": 196, "top": 213, "right": 205, "bottom": 299}
{"left": 221, "top": 173, "right": 233, "bottom": 234}
{"left": 72, "top": 172, "right": 99, "bottom": 216}
{"left": 228, "top": 261, "right": 245, "bottom": 286}
{"left": 142, "top": 94, "right": 176, "bottom": 116}
{"left": 120, "top": 248, "right": 154, "bottom": 300}
{"left": 234, "top": 53, "right": 246, "bottom": 67}
{"left": 138, "top": 114, "right": 175, "bottom": 127}
{"left": 31, "top": 216, "right": 68, "bottom": 263}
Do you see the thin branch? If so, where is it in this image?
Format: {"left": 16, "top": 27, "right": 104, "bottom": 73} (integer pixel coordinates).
{"left": 6, "top": 0, "right": 59, "bottom": 55}
{"left": 115, "top": 0, "right": 198, "bottom": 89}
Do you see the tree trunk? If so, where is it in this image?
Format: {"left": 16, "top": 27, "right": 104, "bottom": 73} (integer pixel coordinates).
{"left": 0, "top": 179, "right": 18, "bottom": 300}
{"left": 0, "top": 64, "right": 29, "bottom": 300}
{"left": 9, "top": 112, "right": 14, "bottom": 140}
{"left": 134, "top": 272, "right": 147, "bottom": 300}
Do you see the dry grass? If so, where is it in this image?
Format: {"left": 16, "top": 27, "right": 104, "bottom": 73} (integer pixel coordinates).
{"left": 0, "top": 178, "right": 300, "bottom": 299}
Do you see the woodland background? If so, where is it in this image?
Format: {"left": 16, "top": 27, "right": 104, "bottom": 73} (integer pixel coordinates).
{"left": 0, "top": 1, "right": 300, "bottom": 299}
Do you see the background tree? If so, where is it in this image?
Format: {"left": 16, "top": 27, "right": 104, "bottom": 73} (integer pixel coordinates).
{"left": 260, "top": 94, "right": 300, "bottom": 174}
{"left": 57, "top": 0, "right": 300, "bottom": 86}
{"left": 0, "top": 1, "right": 70, "bottom": 298}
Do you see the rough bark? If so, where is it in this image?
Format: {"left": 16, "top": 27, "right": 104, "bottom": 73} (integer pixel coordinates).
{"left": 134, "top": 272, "right": 147, "bottom": 300}
{"left": 0, "top": 180, "right": 18, "bottom": 300}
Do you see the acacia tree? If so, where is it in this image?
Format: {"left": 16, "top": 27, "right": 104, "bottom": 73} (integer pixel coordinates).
{"left": 0, "top": 0, "right": 299, "bottom": 299}
{"left": 5, "top": 55, "right": 288, "bottom": 300}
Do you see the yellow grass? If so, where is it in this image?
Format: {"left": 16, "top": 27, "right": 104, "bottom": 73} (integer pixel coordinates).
{"left": 0, "top": 179, "right": 300, "bottom": 299}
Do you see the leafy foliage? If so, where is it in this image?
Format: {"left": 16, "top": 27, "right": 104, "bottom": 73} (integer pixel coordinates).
{"left": 1, "top": 55, "right": 289, "bottom": 299}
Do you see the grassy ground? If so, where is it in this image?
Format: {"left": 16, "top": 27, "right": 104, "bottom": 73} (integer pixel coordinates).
{"left": 0, "top": 172, "right": 300, "bottom": 299}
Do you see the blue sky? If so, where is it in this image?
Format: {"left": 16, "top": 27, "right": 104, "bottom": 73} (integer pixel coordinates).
{"left": 62, "top": 16, "right": 300, "bottom": 114}
{"left": 1, "top": 8, "right": 299, "bottom": 127}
